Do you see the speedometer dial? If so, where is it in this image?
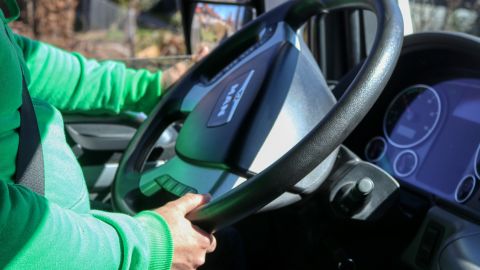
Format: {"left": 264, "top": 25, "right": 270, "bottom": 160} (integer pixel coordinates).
{"left": 384, "top": 85, "right": 441, "bottom": 148}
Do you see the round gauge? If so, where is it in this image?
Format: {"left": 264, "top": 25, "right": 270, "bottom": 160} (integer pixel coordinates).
{"left": 455, "top": 175, "right": 476, "bottom": 203}
{"left": 364, "top": 136, "right": 387, "bottom": 162}
{"left": 384, "top": 85, "right": 441, "bottom": 148}
{"left": 475, "top": 144, "right": 480, "bottom": 180}
{"left": 393, "top": 150, "right": 418, "bottom": 177}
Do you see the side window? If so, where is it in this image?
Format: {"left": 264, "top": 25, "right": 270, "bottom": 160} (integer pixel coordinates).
{"left": 10, "top": 0, "right": 187, "bottom": 70}
{"left": 402, "top": 0, "right": 480, "bottom": 36}
{"left": 306, "top": 0, "right": 480, "bottom": 86}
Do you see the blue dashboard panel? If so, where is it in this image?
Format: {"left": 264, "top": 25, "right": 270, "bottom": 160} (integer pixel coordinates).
{"left": 366, "top": 78, "right": 480, "bottom": 203}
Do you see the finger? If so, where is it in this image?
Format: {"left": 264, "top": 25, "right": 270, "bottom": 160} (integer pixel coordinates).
{"left": 172, "top": 193, "right": 211, "bottom": 214}
{"left": 175, "top": 61, "right": 189, "bottom": 72}
{"left": 193, "top": 255, "right": 206, "bottom": 268}
{"left": 198, "top": 46, "right": 209, "bottom": 57}
{"left": 207, "top": 235, "right": 217, "bottom": 253}
{"left": 193, "top": 45, "right": 210, "bottom": 62}
{"left": 192, "top": 224, "right": 214, "bottom": 248}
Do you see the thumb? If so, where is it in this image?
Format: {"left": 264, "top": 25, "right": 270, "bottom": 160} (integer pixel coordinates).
{"left": 173, "top": 193, "right": 211, "bottom": 214}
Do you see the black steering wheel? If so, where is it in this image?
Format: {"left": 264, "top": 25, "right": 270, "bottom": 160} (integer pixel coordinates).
{"left": 113, "top": 0, "right": 404, "bottom": 232}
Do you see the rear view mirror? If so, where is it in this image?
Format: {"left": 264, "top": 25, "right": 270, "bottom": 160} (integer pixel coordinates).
{"left": 179, "top": 0, "right": 263, "bottom": 54}
{"left": 191, "top": 3, "right": 255, "bottom": 52}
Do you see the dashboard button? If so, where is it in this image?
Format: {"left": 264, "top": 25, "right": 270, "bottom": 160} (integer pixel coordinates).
{"left": 455, "top": 175, "right": 476, "bottom": 203}
{"left": 416, "top": 222, "right": 443, "bottom": 268}
{"left": 155, "top": 175, "right": 198, "bottom": 197}
{"left": 393, "top": 150, "right": 418, "bottom": 177}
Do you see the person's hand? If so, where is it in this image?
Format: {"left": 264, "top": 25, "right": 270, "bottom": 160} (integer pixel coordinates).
{"left": 161, "top": 46, "right": 210, "bottom": 90}
{"left": 155, "top": 193, "right": 217, "bottom": 270}
{"left": 191, "top": 45, "right": 210, "bottom": 63}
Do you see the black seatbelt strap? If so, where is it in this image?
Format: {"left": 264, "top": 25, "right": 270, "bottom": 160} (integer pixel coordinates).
{"left": 15, "top": 78, "right": 45, "bottom": 195}
{"left": 3, "top": 0, "right": 44, "bottom": 194}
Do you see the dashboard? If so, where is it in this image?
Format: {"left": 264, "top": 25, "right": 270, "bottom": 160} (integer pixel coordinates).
{"left": 345, "top": 32, "right": 480, "bottom": 215}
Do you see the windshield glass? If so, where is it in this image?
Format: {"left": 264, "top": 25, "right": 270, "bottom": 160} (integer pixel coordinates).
{"left": 11, "top": 0, "right": 187, "bottom": 69}
{"left": 402, "top": 0, "right": 480, "bottom": 36}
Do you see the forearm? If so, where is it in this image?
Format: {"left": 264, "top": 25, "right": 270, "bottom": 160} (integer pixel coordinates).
{"left": 14, "top": 34, "right": 164, "bottom": 114}
{"left": 0, "top": 181, "right": 173, "bottom": 270}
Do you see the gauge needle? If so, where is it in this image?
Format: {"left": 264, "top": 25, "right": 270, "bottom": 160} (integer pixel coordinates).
{"left": 402, "top": 96, "right": 414, "bottom": 121}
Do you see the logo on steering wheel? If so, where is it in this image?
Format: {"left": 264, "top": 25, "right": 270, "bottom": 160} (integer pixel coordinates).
{"left": 208, "top": 69, "right": 255, "bottom": 127}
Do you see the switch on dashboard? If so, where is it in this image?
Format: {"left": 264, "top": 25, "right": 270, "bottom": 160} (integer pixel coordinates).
{"left": 416, "top": 222, "right": 444, "bottom": 268}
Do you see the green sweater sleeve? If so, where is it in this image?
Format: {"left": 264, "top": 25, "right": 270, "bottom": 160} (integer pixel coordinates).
{"left": 14, "top": 34, "right": 164, "bottom": 114}
{"left": 0, "top": 180, "right": 173, "bottom": 270}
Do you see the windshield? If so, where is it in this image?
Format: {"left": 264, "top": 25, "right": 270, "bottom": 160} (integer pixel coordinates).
{"left": 401, "top": 0, "right": 480, "bottom": 36}
{"left": 10, "top": 0, "right": 188, "bottom": 70}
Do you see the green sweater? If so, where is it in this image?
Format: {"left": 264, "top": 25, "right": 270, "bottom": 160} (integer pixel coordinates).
{"left": 0, "top": 1, "right": 173, "bottom": 269}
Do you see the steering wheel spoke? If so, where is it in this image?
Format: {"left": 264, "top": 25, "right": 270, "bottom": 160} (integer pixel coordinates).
{"left": 139, "top": 157, "right": 247, "bottom": 201}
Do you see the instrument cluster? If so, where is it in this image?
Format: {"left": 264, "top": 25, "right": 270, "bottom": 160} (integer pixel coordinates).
{"left": 364, "top": 79, "right": 480, "bottom": 205}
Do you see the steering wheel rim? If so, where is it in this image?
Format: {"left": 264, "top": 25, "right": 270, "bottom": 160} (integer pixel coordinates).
{"left": 113, "top": 0, "right": 404, "bottom": 232}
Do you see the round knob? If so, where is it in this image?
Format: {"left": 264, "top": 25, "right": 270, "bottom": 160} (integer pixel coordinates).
{"left": 355, "top": 177, "right": 375, "bottom": 197}
{"left": 333, "top": 178, "right": 375, "bottom": 216}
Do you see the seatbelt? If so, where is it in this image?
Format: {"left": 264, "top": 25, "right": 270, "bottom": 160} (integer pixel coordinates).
{"left": 2, "top": 0, "right": 44, "bottom": 194}
{"left": 15, "top": 78, "right": 45, "bottom": 195}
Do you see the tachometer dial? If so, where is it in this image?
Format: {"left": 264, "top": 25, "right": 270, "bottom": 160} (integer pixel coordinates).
{"left": 384, "top": 85, "right": 441, "bottom": 148}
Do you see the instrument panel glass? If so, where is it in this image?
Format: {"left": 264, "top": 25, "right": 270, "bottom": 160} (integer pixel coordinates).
{"left": 367, "top": 79, "right": 480, "bottom": 203}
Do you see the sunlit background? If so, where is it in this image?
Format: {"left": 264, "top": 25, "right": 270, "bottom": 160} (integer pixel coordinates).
{"left": 8, "top": 0, "right": 480, "bottom": 67}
